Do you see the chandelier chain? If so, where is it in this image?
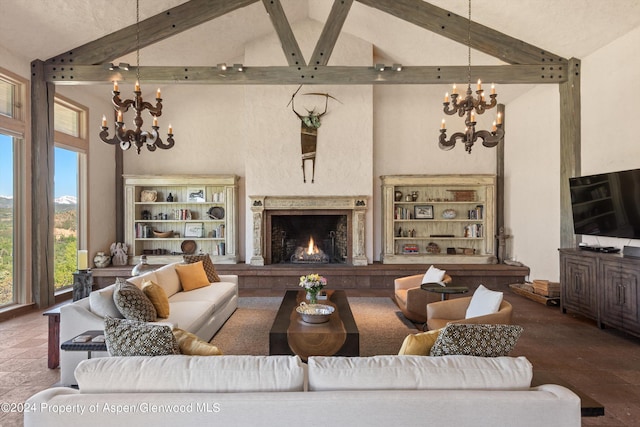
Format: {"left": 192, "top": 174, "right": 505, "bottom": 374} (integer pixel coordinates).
{"left": 467, "top": 0, "right": 471, "bottom": 87}
{"left": 136, "top": 0, "right": 140, "bottom": 83}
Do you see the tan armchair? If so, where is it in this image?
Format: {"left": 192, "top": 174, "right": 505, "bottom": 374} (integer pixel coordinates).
{"left": 425, "top": 296, "right": 513, "bottom": 331}
{"left": 394, "top": 273, "right": 452, "bottom": 323}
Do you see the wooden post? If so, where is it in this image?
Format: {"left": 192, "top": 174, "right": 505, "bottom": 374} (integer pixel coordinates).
{"left": 115, "top": 138, "right": 124, "bottom": 243}
{"left": 30, "top": 59, "right": 56, "bottom": 308}
{"left": 559, "top": 58, "right": 581, "bottom": 249}
{"left": 496, "top": 103, "right": 505, "bottom": 260}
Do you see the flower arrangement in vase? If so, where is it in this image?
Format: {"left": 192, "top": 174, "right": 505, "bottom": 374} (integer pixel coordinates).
{"left": 299, "top": 273, "right": 327, "bottom": 304}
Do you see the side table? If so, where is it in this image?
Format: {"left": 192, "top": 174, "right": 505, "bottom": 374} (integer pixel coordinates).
{"left": 43, "top": 304, "right": 67, "bottom": 369}
{"left": 421, "top": 283, "right": 469, "bottom": 301}
{"left": 61, "top": 330, "right": 107, "bottom": 359}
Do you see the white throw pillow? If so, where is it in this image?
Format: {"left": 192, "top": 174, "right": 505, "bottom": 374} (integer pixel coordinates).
{"left": 421, "top": 265, "right": 445, "bottom": 284}
{"left": 89, "top": 285, "right": 123, "bottom": 318}
{"left": 465, "top": 284, "right": 503, "bottom": 319}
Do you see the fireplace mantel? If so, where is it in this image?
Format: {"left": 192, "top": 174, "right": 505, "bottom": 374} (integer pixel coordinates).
{"left": 249, "top": 196, "right": 368, "bottom": 266}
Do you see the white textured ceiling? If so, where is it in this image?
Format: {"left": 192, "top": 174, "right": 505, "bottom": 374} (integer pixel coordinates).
{"left": 2, "top": 0, "right": 640, "bottom": 66}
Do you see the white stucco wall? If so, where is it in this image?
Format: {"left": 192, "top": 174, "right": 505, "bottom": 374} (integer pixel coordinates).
{"left": 580, "top": 24, "right": 640, "bottom": 250}
{"left": 243, "top": 20, "right": 374, "bottom": 262}
{"left": 504, "top": 85, "right": 560, "bottom": 281}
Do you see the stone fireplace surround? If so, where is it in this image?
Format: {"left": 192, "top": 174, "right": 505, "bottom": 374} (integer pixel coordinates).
{"left": 249, "top": 196, "right": 368, "bottom": 266}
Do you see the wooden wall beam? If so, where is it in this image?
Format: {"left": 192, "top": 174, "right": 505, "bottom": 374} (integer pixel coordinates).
{"left": 49, "top": 0, "right": 259, "bottom": 65}
{"left": 47, "top": 64, "right": 567, "bottom": 85}
{"left": 262, "top": 0, "right": 306, "bottom": 66}
{"left": 356, "top": 0, "right": 566, "bottom": 65}
{"left": 559, "top": 58, "right": 581, "bottom": 249}
{"left": 309, "top": 0, "right": 354, "bottom": 66}
{"left": 30, "top": 60, "right": 56, "bottom": 308}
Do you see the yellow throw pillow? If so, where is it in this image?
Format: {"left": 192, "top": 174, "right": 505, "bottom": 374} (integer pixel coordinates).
{"left": 398, "top": 329, "right": 442, "bottom": 356}
{"left": 175, "top": 261, "right": 211, "bottom": 291}
{"left": 142, "top": 280, "right": 170, "bottom": 319}
{"left": 173, "top": 328, "right": 223, "bottom": 356}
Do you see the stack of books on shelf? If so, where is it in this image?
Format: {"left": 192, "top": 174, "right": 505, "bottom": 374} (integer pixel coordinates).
{"left": 468, "top": 205, "right": 484, "bottom": 219}
{"left": 394, "top": 206, "right": 413, "bottom": 220}
{"left": 464, "top": 223, "right": 483, "bottom": 238}
{"left": 401, "top": 244, "right": 419, "bottom": 254}
{"left": 135, "top": 223, "right": 153, "bottom": 238}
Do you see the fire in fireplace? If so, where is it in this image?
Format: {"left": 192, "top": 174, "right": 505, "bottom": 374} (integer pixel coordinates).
{"left": 267, "top": 211, "right": 350, "bottom": 264}
{"left": 293, "top": 236, "right": 330, "bottom": 263}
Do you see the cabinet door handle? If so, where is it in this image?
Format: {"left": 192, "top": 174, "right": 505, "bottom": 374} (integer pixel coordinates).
{"left": 574, "top": 273, "right": 580, "bottom": 292}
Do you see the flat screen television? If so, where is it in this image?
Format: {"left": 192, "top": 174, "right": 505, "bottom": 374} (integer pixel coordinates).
{"left": 569, "top": 168, "right": 640, "bottom": 239}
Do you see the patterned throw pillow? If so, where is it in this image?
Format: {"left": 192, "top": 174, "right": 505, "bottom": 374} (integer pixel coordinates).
{"left": 104, "top": 317, "right": 180, "bottom": 357}
{"left": 112, "top": 278, "right": 157, "bottom": 321}
{"left": 429, "top": 324, "right": 523, "bottom": 357}
{"left": 183, "top": 254, "right": 220, "bottom": 282}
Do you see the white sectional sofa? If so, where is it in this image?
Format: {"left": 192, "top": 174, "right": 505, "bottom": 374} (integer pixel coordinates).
{"left": 26, "top": 354, "right": 581, "bottom": 427}
{"left": 59, "top": 262, "right": 238, "bottom": 385}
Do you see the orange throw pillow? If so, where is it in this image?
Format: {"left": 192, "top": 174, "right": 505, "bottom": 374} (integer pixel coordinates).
{"left": 175, "top": 261, "right": 210, "bottom": 291}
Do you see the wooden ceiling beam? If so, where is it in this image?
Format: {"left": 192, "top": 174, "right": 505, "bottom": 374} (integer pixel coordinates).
{"left": 49, "top": 0, "right": 260, "bottom": 65}
{"left": 309, "top": 0, "right": 354, "bottom": 66}
{"left": 356, "top": 0, "right": 567, "bottom": 65}
{"left": 46, "top": 64, "right": 567, "bottom": 85}
{"left": 262, "top": 0, "right": 306, "bottom": 66}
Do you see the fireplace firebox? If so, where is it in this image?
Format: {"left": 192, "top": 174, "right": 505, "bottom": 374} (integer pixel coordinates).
{"left": 249, "top": 196, "right": 368, "bottom": 266}
{"left": 268, "top": 211, "right": 350, "bottom": 264}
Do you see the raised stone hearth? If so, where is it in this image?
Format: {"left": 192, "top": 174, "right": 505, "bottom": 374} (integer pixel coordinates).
{"left": 249, "top": 196, "right": 368, "bottom": 266}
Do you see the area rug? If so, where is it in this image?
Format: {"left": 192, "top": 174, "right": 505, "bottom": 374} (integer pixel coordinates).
{"left": 210, "top": 297, "right": 417, "bottom": 356}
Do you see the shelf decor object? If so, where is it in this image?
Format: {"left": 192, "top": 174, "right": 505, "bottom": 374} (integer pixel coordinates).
{"left": 99, "top": 0, "right": 174, "bottom": 154}
{"left": 437, "top": 0, "right": 504, "bottom": 153}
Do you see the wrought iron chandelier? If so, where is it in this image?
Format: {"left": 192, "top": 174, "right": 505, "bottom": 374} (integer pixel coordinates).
{"left": 438, "top": 0, "right": 504, "bottom": 153}
{"left": 99, "top": 0, "right": 174, "bottom": 154}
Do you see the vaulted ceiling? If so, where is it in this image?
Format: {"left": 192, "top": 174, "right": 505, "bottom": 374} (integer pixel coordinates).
{"left": 4, "top": 0, "right": 640, "bottom": 86}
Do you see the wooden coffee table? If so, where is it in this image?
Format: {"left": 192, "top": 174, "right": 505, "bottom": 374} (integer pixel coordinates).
{"left": 269, "top": 290, "right": 359, "bottom": 361}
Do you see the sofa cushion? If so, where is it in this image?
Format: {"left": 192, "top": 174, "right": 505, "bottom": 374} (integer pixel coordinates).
{"left": 142, "top": 279, "right": 170, "bottom": 319}
{"left": 175, "top": 261, "right": 210, "bottom": 291}
{"left": 173, "top": 328, "right": 223, "bottom": 355}
{"left": 398, "top": 329, "right": 442, "bottom": 356}
{"left": 422, "top": 265, "right": 446, "bottom": 285}
{"left": 104, "top": 317, "right": 180, "bottom": 357}
{"left": 126, "top": 271, "right": 157, "bottom": 289}
{"left": 75, "top": 355, "right": 306, "bottom": 393}
{"left": 112, "top": 278, "right": 157, "bottom": 321}
{"left": 466, "top": 284, "right": 503, "bottom": 319}
{"left": 308, "top": 355, "right": 532, "bottom": 391}
{"left": 152, "top": 263, "right": 182, "bottom": 297}
{"left": 88, "top": 285, "right": 123, "bottom": 318}
{"left": 430, "top": 323, "right": 523, "bottom": 357}
{"left": 184, "top": 254, "right": 221, "bottom": 283}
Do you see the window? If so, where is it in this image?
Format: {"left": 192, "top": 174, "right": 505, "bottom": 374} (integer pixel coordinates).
{"left": 54, "top": 96, "right": 88, "bottom": 291}
{"left": 0, "top": 69, "right": 27, "bottom": 307}
{"left": 0, "top": 134, "right": 14, "bottom": 306}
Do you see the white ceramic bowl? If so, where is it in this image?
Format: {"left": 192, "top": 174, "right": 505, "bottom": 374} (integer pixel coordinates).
{"left": 296, "top": 303, "right": 335, "bottom": 324}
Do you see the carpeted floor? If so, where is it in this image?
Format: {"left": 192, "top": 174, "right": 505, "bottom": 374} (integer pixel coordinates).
{"left": 210, "top": 297, "right": 417, "bottom": 356}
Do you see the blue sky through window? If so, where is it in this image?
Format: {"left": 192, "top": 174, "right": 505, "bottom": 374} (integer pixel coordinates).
{"left": 0, "top": 134, "right": 77, "bottom": 198}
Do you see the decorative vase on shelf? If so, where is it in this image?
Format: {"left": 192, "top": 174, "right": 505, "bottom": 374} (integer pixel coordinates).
{"left": 93, "top": 251, "right": 111, "bottom": 268}
{"left": 394, "top": 191, "right": 403, "bottom": 202}
{"left": 131, "top": 255, "right": 155, "bottom": 276}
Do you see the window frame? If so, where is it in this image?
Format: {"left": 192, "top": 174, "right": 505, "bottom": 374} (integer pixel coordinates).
{"left": 53, "top": 94, "right": 89, "bottom": 291}
{"left": 0, "top": 68, "right": 30, "bottom": 307}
